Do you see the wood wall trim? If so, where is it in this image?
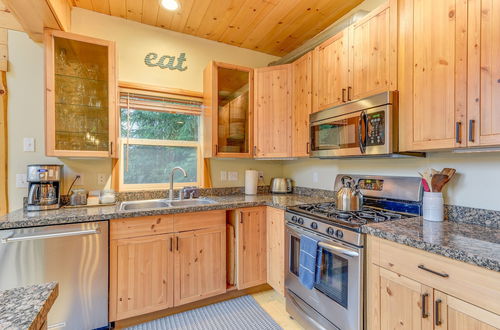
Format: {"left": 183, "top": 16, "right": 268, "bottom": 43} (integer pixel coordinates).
{"left": 119, "top": 81, "right": 203, "bottom": 99}
{"left": 0, "top": 61, "right": 7, "bottom": 215}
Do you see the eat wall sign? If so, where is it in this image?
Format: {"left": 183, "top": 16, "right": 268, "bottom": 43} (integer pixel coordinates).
{"left": 144, "top": 52, "right": 188, "bottom": 71}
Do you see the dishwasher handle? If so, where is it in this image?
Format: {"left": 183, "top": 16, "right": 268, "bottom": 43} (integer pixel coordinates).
{"left": 1, "top": 227, "right": 101, "bottom": 243}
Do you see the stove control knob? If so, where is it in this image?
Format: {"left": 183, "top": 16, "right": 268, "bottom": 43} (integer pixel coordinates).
{"left": 336, "top": 230, "right": 344, "bottom": 239}
{"left": 327, "top": 227, "right": 335, "bottom": 236}
{"left": 298, "top": 218, "right": 304, "bottom": 225}
{"left": 310, "top": 222, "right": 318, "bottom": 230}
{"left": 291, "top": 216, "right": 297, "bottom": 223}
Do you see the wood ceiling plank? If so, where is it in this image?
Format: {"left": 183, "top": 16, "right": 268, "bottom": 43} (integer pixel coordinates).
{"left": 109, "top": 0, "right": 127, "bottom": 19}
{"left": 0, "top": 0, "right": 24, "bottom": 31}
{"left": 168, "top": 0, "right": 194, "bottom": 33}
{"left": 126, "top": 0, "right": 143, "bottom": 22}
{"left": 91, "top": 0, "right": 110, "bottom": 14}
{"left": 192, "top": 0, "right": 239, "bottom": 40}
{"left": 141, "top": 0, "right": 159, "bottom": 25}
{"left": 156, "top": 3, "right": 176, "bottom": 29}
{"left": 74, "top": 0, "right": 93, "bottom": 11}
{"left": 218, "top": 0, "right": 279, "bottom": 47}
{"left": 183, "top": 0, "right": 212, "bottom": 35}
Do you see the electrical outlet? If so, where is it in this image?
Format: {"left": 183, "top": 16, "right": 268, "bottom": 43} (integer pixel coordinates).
{"left": 228, "top": 171, "right": 238, "bottom": 181}
{"left": 74, "top": 173, "right": 84, "bottom": 186}
{"left": 258, "top": 171, "right": 264, "bottom": 181}
{"left": 313, "top": 172, "right": 319, "bottom": 183}
{"left": 23, "top": 138, "right": 35, "bottom": 152}
{"left": 97, "top": 173, "right": 107, "bottom": 185}
{"left": 16, "top": 174, "right": 28, "bottom": 188}
{"left": 220, "top": 171, "right": 227, "bottom": 181}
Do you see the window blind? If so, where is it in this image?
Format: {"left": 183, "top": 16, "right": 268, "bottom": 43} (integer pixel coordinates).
{"left": 119, "top": 92, "right": 203, "bottom": 116}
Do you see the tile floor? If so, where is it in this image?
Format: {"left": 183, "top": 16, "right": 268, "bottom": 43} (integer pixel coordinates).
{"left": 252, "top": 290, "right": 304, "bottom": 330}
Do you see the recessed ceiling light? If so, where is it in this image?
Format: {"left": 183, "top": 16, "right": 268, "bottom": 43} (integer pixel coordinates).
{"left": 161, "top": 0, "right": 180, "bottom": 11}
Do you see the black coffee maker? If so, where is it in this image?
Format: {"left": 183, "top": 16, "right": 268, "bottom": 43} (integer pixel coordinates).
{"left": 27, "top": 164, "right": 63, "bottom": 211}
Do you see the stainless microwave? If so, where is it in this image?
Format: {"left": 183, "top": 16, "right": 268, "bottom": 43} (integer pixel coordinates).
{"left": 310, "top": 91, "right": 411, "bottom": 158}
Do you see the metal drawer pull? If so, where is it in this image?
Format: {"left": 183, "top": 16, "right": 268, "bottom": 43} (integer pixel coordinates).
{"left": 418, "top": 264, "right": 449, "bottom": 278}
{"left": 469, "top": 120, "right": 475, "bottom": 142}
{"left": 1, "top": 228, "right": 100, "bottom": 243}
{"left": 435, "top": 299, "right": 442, "bottom": 326}
{"left": 455, "top": 122, "right": 462, "bottom": 144}
{"left": 318, "top": 242, "right": 359, "bottom": 257}
{"left": 421, "top": 293, "right": 429, "bottom": 318}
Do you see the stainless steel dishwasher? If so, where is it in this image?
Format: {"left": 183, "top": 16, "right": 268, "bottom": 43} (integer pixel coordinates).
{"left": 0, "top": 221, "right": 108, "bottom": 330}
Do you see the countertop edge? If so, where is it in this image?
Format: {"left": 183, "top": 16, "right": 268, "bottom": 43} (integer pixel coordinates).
{"left": 29, "top": 282, "right": 59, "bottom": 330}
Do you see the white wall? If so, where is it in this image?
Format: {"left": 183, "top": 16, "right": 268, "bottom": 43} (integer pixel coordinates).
{"left": 282, "top": 152, "right": 500, "bottom": 210}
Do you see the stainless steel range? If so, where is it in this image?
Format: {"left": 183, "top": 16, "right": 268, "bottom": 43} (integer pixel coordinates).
{"left": 285, "top": 175, "right": 423, "bottom": 330}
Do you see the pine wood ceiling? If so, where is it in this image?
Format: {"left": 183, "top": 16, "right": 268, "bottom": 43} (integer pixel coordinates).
{"left": 71, "top": 0, "right": 364, "bottom": 56}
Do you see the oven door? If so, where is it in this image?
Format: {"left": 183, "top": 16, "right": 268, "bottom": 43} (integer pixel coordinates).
{"left": 310, "top": 105, "right": 392, "bottom": 158}
{"left": 285, "top": 223, "right": 363, "bottom": 330}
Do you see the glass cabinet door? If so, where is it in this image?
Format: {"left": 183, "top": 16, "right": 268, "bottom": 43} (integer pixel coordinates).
{"left": 45, "top": 30, "right": 117, "bottom": 157}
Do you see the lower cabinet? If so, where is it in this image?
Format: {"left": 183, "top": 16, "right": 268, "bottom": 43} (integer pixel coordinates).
{"left": 109, "top": 211, "right": 226, "bottom": 322}
{"left": 266, "top": 207, "right": 285, "bottom": 296}
{"left": 367, "top": 236, "right": 500, "bottom": 330}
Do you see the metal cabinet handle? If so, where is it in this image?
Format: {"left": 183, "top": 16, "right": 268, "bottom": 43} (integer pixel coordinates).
{"left": 342, "top": 88, "right": 347, "bottom": 102}
{"left": 469, "top": 120, "right": 475, "bottom": 142}
{"left": 418, "top": 264, "right": 449, "bottom": 278}
{"left": 169, "top": 237, "right": 173, "bottom": 252}
{"left": 110, "top": 142, "right": 113, "bottom": 156}
{"left": 239, "top": 211, "right": 244, "bottom": 224}
{"left": 1, "top": 228, "right": 100, "bottom": 243}
{"left": 421, "top": 293, "right": 429, "bottom": 318}
{"left": 176, "top": 236, "right": 179, "bottom": 251}
{"left": 455, "top": 122, "right": 462, "bottom": 144}
{"left": 306, "top": 142, "right": 310, "bottom": 154}
{"left": 435, "top": 299, "right": 442, "bottom": 326}
{"left": 347, "top": 86, "right": 352, "bottom": 101}
{"left": 215, "top": 144, "right": 219, "bottom": 154}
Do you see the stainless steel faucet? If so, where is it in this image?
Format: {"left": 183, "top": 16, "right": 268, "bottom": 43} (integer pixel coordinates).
{"left": 168, "top": 167, "right": 187, "bottom": 200}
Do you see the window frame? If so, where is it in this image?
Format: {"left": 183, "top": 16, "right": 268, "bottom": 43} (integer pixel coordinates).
{"left": 114, "top": 82, "right": 204, "bottom": 192}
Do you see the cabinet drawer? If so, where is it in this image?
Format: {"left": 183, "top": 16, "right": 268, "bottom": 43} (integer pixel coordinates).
{"left": 110, "top": 215, "right": 174, "bottom": 240}
{"left": 173, "top": 210, "right": 226, "bottom": 232}
{"left": 374, "top": 237, "right": 500, "bottom": 315}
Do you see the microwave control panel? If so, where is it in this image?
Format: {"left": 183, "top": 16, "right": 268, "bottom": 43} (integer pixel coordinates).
{"left": 367, "top": 111, "right": 385, "bottom": 146}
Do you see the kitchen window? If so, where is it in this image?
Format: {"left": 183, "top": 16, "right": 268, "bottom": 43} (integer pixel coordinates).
{"left": 118, "top": 88, "right": 203, "bottom": 191}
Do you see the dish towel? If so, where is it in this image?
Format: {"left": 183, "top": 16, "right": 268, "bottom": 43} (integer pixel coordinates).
{"left": 299, "top": 235, "right": 319, "bottom": 289}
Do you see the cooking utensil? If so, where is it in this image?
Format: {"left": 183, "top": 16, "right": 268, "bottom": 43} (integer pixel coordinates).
{"left": 421, "top": 178, "right": 431, "bottom": 192}
{"left": 441, "top": 168, "right": 456, "bottom": 181}
{"left": 336, "top": 175, "right": 363, "bottom": 211}
{"left": 431, "top": 174, "right": 450, "bottom": 193}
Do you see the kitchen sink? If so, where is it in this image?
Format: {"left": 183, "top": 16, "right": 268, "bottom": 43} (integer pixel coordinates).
{"left": 119, "top": 198, "right": 217, "bottom": 211}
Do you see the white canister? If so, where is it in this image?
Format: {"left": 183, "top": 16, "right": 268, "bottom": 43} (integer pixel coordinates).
{"left": 245, "top": 170, "right": 258, "bottom": 195}
{"left": 423, "top": 192, "right": 444, "bottom": 222}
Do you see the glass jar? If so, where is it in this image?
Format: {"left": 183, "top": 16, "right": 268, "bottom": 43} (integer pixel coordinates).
{"left": 100, "top": 189, "right": 116, "bottom": 204}
{"left": 70, "top": 189, "right": 87, "bottom": 206}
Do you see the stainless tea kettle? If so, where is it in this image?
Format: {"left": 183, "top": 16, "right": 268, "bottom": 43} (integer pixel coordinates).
{"left": 336, "top": 176, "right": 363, "bottom": 211}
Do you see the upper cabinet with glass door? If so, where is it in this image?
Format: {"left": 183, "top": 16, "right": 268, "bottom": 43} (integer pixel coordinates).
{"left": 203, "top": 62, "right": 253, "bottom": 158}
{"left": 45, "top": 30, "right": 117, "bottom": 157}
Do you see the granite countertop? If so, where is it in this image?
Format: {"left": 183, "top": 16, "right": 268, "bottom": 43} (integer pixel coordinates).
{"left": 0, "top": 282, "right": 58, "bottom": 329}
{"left": 0, "top": 193, "right": 332, "bottom": 230}
{"left": 362, "top": 217, "right": 500, "bottom": 272}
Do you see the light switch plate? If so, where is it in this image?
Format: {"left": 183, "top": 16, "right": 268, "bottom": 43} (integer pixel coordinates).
{"left": 16, "top": 174, "right": 28, "bottom": 188}
{"left": 220, "top": 171, "right": 227, "bottom": 181}
{"left": 228, "top": 171, "right": 238, "bottom": 181}
{"left": 23, "top": 137, "right": 35, "bottom": 152}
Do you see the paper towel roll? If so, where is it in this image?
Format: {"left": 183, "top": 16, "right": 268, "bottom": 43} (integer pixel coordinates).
{"left": 245, "top": 170, "right": 258, "bottom": 195}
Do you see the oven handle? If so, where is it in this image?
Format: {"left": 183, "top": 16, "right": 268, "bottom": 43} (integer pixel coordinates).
{"left": 318, "top": 241, "right": 359, "bottom": 257}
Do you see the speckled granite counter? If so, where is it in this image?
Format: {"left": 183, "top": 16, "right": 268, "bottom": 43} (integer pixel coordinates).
{"left": 0, "top": 194, "right": 332, "bottom": 230}
{"left": 362, "top": 217, "right": 500, "bottom": 272}
{"left": 0, "top": 282, "right": 58, "bottom": 330}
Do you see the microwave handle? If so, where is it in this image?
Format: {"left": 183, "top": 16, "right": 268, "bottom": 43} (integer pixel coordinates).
{"left": 358, "top": 111, "right": 368, "bottom": 154}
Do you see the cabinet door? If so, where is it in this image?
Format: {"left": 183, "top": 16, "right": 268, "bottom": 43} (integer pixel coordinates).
{"left": 313, "top": 29, "right": 349, "bottom": 112}
{"left": 467, "top": 0, "right": 500, "bottom": 147}
{"left": 203, "top": 62, "right": 254, "bottom": 158}
{"left": 254, "top": 64, "right": 292, "bottom": 158}
{"left": 349, "top": 0, "right": 397, "bottom": 100}
{"left": 109, "top": 235, "right": 173, "bottom": 321}
{"left": 237, "top": 207, "right": 267, "bottom": 289}
{"left": 44, "top": 30, "right": 117, "bottom": 158}
{"left": 398, "top": 0, "right": 468, "bottom": 151}
{"left": 174, "top": 226, "right": 226, "bottom": 306}
{"left": 266, "top": 207, "right": 285, "bottom": 296}
{"left": 292, "top": 52, "right": 313, "bottom": 158}
{"left": 434, "top": 290, "right": 500, "bottom": 330}
{"left": 379, "top": 268, "right": 433, "bottom": 330}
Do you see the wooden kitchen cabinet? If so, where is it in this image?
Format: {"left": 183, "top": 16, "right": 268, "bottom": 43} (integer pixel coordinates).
{"left": 398, "top": 0, "right": 468, "bottom": 151}
{"left": 266, "top": 207, "right": 285, "bottom": 296}
{"left": 254, "top": 64, "right": 293, "bottom": 158}
{"left": 467, "top": 0, "right": 500, "bottom": 147}
{"left": 203, "top": 61, "right": 254, "bottom": 158}
{"left": 367, "top": 236, "right": 500, "bottom": 330}
{"left": 174, "top": 226, "right": 226, "bottom": 306}
{"left": 349, "top": 0, "right": 397, "bottom": 100}
{"left": 110, "top": 234, "right": 174, "bottom": 321}
{"left": 44, "top": 29, "right": 117, "bottom": 157}
{"left": 233, "top": 207, "right": 267, "bottom": 289}
{"left": 292, "top": 52, "right": 313, "bottom": 158}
